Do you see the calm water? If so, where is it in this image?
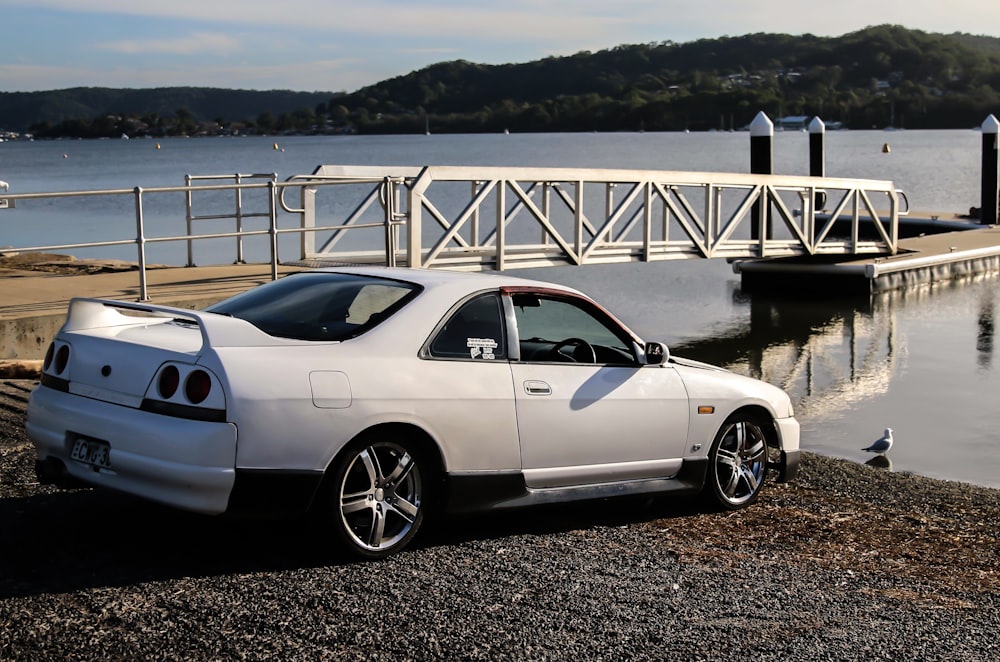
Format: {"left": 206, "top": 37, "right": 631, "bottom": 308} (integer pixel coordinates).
{"left": 2, "top": 130, "right": 998, "bottom": 488}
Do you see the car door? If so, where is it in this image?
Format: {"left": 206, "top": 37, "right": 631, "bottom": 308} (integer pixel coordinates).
{"left": 421, "top": 291, "right": 520, "bottom": 473}
{"left": 505, "top": 289, "right": 690, "bottom": 488}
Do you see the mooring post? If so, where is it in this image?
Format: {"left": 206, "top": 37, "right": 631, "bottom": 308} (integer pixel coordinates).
{"left": 808, "top": 116, "right": 826, "bottom": 211}
{"left": 982, "top": 114, "right": 999, "bottom": 226}
{"left": 750, "top": 111, "right": 774, "bottom": 240}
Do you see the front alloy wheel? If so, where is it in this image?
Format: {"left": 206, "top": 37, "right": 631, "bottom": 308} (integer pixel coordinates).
{"left": 331, "top": 439, "right": 425, "bottom": 559}
{"left": 705, "top": 414, "right": 769, "bottom": 510}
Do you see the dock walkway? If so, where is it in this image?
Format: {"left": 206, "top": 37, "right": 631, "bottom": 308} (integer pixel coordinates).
{"left": 736, "top": 224, "right": 1000, "bottom": 294}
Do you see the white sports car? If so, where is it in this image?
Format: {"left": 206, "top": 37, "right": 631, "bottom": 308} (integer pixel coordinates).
{"left": 27, "top": 267, "right": 799, "bottom": 559}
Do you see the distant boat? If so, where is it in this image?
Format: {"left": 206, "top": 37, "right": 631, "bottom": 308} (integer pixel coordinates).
{"left": 121, "top": 133, "right": 130, "bottom": 140}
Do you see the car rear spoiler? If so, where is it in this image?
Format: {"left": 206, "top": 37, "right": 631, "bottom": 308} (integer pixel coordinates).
{"left": 62, "top": 297, "right": 278, "bottom": 349}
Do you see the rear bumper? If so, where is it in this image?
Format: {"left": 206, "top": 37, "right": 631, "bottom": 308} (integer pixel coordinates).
{"left": 27, "top": 384, "right": 238, "bottom": 514}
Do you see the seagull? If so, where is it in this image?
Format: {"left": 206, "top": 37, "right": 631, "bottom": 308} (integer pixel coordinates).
{"left": 862, "top": 428, "right": 893, "bottom": 455}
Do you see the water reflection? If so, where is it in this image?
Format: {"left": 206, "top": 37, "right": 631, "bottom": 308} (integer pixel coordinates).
{"left": 977, "top": 293, "right": 994, "bottom": 371}
{"left": 672, "top": 292, "right": 901, "bottom": 421}
{"left": 864, "top": 455, "right": 894, "bottom": 471}
{"left": 667, "top": 268, "right": 1000, "bottom": 488}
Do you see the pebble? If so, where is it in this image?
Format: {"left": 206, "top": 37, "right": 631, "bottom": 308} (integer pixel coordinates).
{"left": 1, "top": 379, "right": 998, "bottom": 660}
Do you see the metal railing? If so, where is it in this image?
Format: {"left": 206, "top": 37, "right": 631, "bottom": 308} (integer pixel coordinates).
{"left": 184, "top": 172, "right": 277, "bottom": 266}
{"left": 0, "top": 164, "right": 901, "bottom": 300}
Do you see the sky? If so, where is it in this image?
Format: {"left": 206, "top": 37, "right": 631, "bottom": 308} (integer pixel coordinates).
{"left": 1, "top": 0, "right": 999, "bottom": 94}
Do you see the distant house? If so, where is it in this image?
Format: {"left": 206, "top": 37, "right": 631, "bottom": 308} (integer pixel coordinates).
{"left": 776, "top": 115, "right": 809, "bottom": 131}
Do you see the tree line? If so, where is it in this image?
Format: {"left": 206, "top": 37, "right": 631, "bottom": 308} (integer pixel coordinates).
{"left": 3, "top": 24, "right": 1000, "bottom": 139}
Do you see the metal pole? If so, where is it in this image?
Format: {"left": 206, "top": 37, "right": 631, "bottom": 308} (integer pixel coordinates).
{"left": 134, "top": 187, "right": 150, "bottom": 301}
{"left": 267, "top": 181, "right": 278, "bottom": 281}
{"left": 234, "top": 173, "right": 245, "bottom": 264}
{"left": 471, "top": 181, "right": 481, "bottom": 246}
{"left": 383, "top": 178, "right": 396, "bottom": 268}
{"left": 605, "top": 183, "right": 616, "bottom": 242}
{"left": 981, "top": 114, "right": 999, "bottom": 226}
{"left": 750, "top": 111, "right": 773, "bottom": 240}
{"left": 185, "top": 175, "right": 195, "bottom": 267}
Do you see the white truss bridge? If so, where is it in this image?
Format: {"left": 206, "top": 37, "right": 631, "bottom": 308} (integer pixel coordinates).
{"left": 292, "top": 164, "right": 901, "bottom": 270}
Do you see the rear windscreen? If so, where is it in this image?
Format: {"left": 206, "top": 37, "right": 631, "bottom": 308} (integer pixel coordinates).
{"left": 206, "top": 272, "right": 421, "bottom": 341}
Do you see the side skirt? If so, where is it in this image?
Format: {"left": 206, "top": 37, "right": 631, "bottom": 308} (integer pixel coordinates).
{"left": 227, "top": 469, "right": 325, "bottom": 517}
{"left": 445, "top": 458, "right": 708, "bottom": 515}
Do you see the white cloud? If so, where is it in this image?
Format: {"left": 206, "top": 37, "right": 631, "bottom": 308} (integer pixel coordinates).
{"left": 0, "top": 0, "right": 625, "bottom": 42}
{"left": 2, "top": 0, "right": 999, "bottom": 40}
{"left": 97, "top": 32, "right": 243, "bottom": 56}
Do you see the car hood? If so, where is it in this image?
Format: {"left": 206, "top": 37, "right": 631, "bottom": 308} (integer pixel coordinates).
{"left": 668, "top": 355, "right": 730, "bottom": 373}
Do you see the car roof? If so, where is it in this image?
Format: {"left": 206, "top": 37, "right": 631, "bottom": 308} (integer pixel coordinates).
{"left": 309, "top": 266, "right": 582, "bottom": 296}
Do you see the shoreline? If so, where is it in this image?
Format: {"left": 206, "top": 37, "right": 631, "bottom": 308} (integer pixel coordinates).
{"left": 2, "top": 378, "right": 1000, "bottom": 660}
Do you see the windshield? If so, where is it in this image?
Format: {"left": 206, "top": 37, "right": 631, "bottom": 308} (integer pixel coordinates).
{"left": 206, "top": 272, "right": 421, "bottom": 341}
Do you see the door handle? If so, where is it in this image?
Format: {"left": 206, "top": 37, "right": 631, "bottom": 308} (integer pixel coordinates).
{"left": 524, "top": 380, "right": 552, "bottom": 396}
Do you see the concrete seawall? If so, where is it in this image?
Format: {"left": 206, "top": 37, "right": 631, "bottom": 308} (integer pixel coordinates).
{"left": 0, "top": 258, "right": 294, "bottom": 374}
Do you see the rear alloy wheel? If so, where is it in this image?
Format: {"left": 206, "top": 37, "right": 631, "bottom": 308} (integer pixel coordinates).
{"left": 330, "top": 439, "right": 425, "bottom": 559}
{"left": 705, "top": 414, "right": 769, "bottom": 510}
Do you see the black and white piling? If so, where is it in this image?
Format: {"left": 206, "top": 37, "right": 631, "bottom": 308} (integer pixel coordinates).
{"left": 809, "top": 116, "right": 826, "bottom": 210}
{"left": 982, "top": 114, "right": 999, "bottom": 226}
{"left": 750, "top": 111, "right": 773, "bottom": 240}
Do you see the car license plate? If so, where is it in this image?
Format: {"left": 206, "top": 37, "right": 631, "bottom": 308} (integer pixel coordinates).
{"left": 70, "top": 436, "right": 112, "bottom": 470}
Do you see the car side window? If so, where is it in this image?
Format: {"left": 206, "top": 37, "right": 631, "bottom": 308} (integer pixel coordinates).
{"left": 429, "top": 293, "right": 507, "bottom": 360}
{"left": 511, "top": 293, "right": 636, "bottom": 364}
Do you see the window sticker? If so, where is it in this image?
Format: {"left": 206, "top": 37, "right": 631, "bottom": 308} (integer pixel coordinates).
{"left": 467, "top": 337, "right": 498, "bottom": 360}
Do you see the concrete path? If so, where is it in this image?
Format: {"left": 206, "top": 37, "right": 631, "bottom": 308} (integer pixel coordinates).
{"left": 0, "top": 262, "right": 295, "bottom": 364}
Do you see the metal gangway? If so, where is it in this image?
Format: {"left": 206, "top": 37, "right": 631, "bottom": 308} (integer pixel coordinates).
{"left": 293, "top": 164, "right": 900, "bottom": 270}
{"left": 0, "top": 164, "right": 902, "bottom": 299}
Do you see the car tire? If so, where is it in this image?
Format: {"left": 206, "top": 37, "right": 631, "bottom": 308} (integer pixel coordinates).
{"left": 703, "top": 412, "right": 769, "bottom": 510}
{"left": 326, "top": 436, "right": 426, "bottom": 559}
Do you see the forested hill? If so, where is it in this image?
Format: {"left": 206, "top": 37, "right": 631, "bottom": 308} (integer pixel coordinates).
{"left": 3, "top": 24, "right": 1000, "bottom": 138}
{"left": 0, "top": 88, "right": 336, "bottom": 136}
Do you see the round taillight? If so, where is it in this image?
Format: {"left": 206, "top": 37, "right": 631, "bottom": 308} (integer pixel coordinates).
{"left": 54, "top": 345, "right": 70, "bottom": 374}
{"left": 43, "top": 343, "right": 55, "bottom": 371}
{"left": 185, "top": 370, "right": 212, "bottom": 404}
{"left": 158, "top": 365, "right": 180, "bottom": 399}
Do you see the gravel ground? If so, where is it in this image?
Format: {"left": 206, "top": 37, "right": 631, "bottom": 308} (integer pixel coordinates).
{"left": 2, "top": 378, "right": 999, "bottom": 661}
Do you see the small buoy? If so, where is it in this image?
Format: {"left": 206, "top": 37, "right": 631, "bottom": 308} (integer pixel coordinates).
{"left": 156, "top": 143, "right": 161, "bottom": 150}
{"left": 273, "top": 143, "right": 279, "bottom": 150}
{"left": 882, "top": 143, "right": 891, "bottom": 153}
{"left": 63, "top": 153, "right": 68, "bottom": 159}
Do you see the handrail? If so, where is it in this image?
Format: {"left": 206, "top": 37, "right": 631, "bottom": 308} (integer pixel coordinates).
{"left": 0, "top": 177, "right": 363, "bottom": 300}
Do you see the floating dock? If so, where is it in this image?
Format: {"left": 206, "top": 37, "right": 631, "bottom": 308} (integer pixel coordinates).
{"left": 735, "top": 219, "right": 1000, "bottom": 295}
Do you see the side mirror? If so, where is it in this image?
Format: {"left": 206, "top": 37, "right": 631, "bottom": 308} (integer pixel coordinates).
{"left": 644, "top": 341, "right": 669, "bottom": 365}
